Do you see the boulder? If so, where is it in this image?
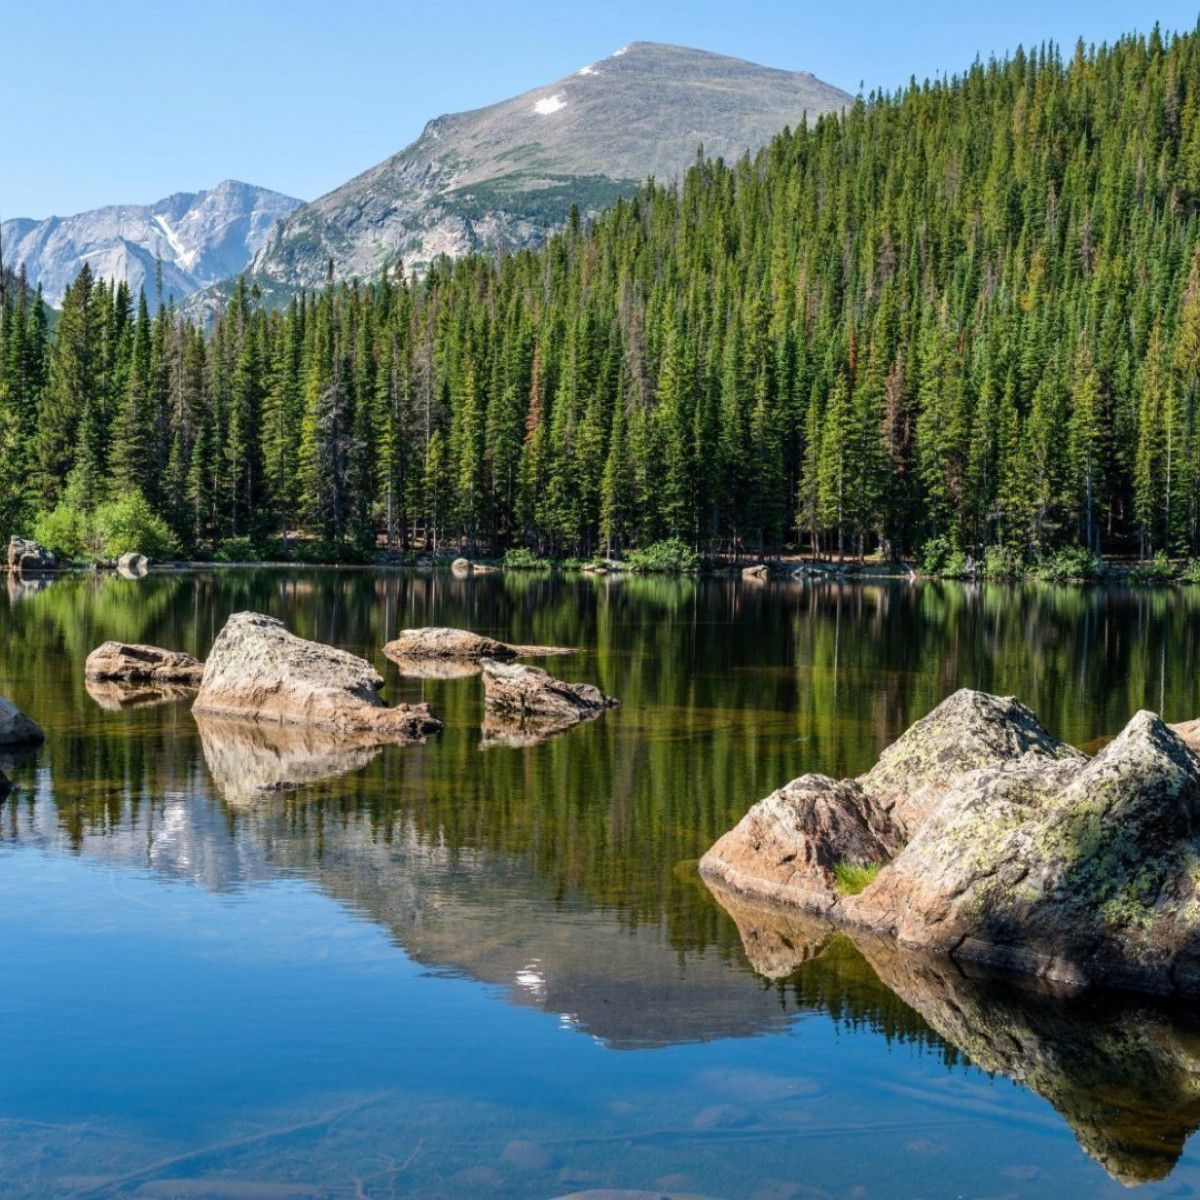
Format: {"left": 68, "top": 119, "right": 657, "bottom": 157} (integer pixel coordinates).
{"left": 7, "top": 537, "right": 56, "bottom": 573}
{"left": 0, "top": 696, "right": 43, "bottom": 747}
{"left": 85, "top": 641, "right": 205, "bottom": 684}
{"left": 450, "top": 557, "right": 497, "bottom": 576}
{"left": 701, "top": 776, "right": 900, "bottom": 913}
{"left": 383, "top": 626, "right": 572, "bottom": 661}
{"left": 192, "top": 611, "right": 442, "bottom": 740}
{"left": 117, "top": 551, "right": 149, "bottom": 577}
{"left": 741, "top": 563, "right": 769, "bottom": 581}
{"left": 701, "top": 688, "right": 1200, "bottom": 996}
{"left": 862, "top": 688, "right": 1081, "bottom": 838}
{"left": 481, "top": 660, "right": 618, "bottom": 729}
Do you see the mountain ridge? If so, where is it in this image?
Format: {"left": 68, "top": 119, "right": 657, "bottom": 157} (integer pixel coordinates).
{"left": 243, "top": 41, "right": 851, "bottom": 294}
{"left": 1, "top": 180, "right": 302, "bottom": 307}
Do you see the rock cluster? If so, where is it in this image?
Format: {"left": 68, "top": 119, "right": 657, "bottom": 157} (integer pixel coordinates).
{"left": 6, "top": 538, "right": 56, "bottom": 573}
{"left": 85, "top": 641, "right": 205, "bottom": 685}
{"left": 0, "top": 697, "right": 43, "bottom": 748}
{"left": 701, "top": 688, "right": 1200, "bottom": 995}
{"left": 193, "top": 612, "right": 441, "bottom": 740}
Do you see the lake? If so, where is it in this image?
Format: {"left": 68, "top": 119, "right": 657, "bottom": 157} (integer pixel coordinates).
{"left": 2, "top": 568, "right": 1200, "bottom": 1199}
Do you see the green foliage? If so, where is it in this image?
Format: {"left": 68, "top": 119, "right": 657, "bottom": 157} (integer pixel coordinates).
{"left": 1180, "top": 559, "right": 1200, "bottom": 584}
{"left": 1128, "top": 552, "right": 1177, "bottom": 585}
{"left": 92, "top": 490, "right": 178, "bottom": 560}
{"left": 834, "top": 862, "right": 882, "bottom": 896}
{"left": 214, "top": 536, "right": 266, "bottom": 563}
{"left": 625, "top": 538, "right": 701, "bottom": 574}
{"left": 503, "top": 546, "right": 552, "bottom": 569}
{"left": 32, "top": 503, "right": 88, "bottom": 560}
{"left": 920, "top": 536, "right": 968, "bottom": 578}
{"left": 286, "top": 537, "right": 374, "bottom": 565}
{"left": 982, "top": 545, "right": 1025, "bottom": 580}
{"left": 1035, "top": 546, "right": 1103, "bottom": 584}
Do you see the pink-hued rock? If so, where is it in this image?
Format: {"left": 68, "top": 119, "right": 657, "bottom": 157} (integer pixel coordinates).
{"left": 383, "top": 626, "right": 572, "bottom": 662}
{"left": 85, "top": 641, "right": 205, "bottom": 684}
{"left": 193, "top": 612, "right": 441, "bottom": 740}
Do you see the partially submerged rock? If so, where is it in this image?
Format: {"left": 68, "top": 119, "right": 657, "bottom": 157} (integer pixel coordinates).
{"left": 481, "top": 660, "right": 618, "bottom": 731}
{"left": 383, "top": 626, "right": 572, "bottom": 662}
{"left": 6, "top": 537, "right": 55, "bottom": 574}
{"left": 0, "top": 696, "right": 43, "bottom": 747}
{"left": 117, "top": 551, "right": 149, "bottom": 577}
{"left": 85, "top": 641, "right": 205, "bottom": 684}
{"left": 196, "top": 714, "right": 383, "bottom": 806}
{"left": 451, "top": 557, "right": 498, "bottom": 576}
{"left": 701, "top": 687, "right": 1200, "bottom": 996}
{"left": 192, "top": 611, "right": 442, "bottom": 740}
{"left": 741, "top": 563, "right": 769, "bottom": 581}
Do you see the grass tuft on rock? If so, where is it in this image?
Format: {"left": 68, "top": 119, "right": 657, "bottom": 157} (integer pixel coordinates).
{"left": 834, "top": 862, "right": 882, "bottom": 896}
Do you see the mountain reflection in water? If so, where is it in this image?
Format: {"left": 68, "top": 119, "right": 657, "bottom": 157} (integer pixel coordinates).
{"left": 3, "top": 569, "right": 1200, "bottom": 1197}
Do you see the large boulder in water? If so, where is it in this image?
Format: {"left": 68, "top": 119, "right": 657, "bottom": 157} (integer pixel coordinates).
{"left": 117, "top": 551, "right": 149, "bottom": 577}
{"left": 85, "top": 641, "right": 205, "bottom": 684}
{"left": 850, "top": 711, "right": 1200, "bottom": 993}
{"left": 0, "top": 696, "right": 43, "bottom": 747}
{"left": 481, "top": 660, "right": 618, "bottom": 730}
{"left": 383, "top": 626, "right": 572, "bottom": 661}
{"left": 701, "top": 688, "right": 1200, "bottom": 995}
{"left": 192, "top": 612, "right": 442, "bottom": 740}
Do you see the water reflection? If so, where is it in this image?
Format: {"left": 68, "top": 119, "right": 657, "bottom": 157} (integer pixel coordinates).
{"left": 3, "top": 569, "right": 1200, "bottom": 1191}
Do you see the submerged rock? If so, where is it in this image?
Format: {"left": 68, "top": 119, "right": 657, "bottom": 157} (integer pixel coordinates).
{"left": 481, "top": 660, "right": 618, "bottom": 730}
{"left": 196, "top": 714, "right": 383, "bottom": 806}
{"left": 0, "top": 696, "right": 43, "bottom": 747}
{"left": 383, "top": 626, "right": 572, "bottom": 662}
{"left": 192, "top": 611, "right": 442, "bottom": 739}
{"left": 701, "top": 687, "right": 1200, "bottom": 996}
{"left": 85, "top": 641, "right": 205, "bottom": 684}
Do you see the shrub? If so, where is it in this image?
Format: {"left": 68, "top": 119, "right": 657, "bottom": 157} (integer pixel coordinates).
{"left": 1035, "top": 545, "right": 1101, "bottom": 584}
{"left": 834, "top": 862, "right": 882, "bottom": 896}
{"left": 214, "top": 536, "right": 265, "bottom": 563}
{"left": 982, "top": 545, "right": 1024, "bottom": 579}
{"left": 920, "top": 536, "right": 972, "bottom": 578}
{"left": 1181, "top": 559, "right": 1200, "bottom": 584}
{"left": 92, "top": 491, "right": 178, "bottom": 560}
{"left": 1128, "top": 551, "right": 1176, "bottom": 585}
{"left": 288, "top": 537, "right": 373, "bottom": 565}
{"left": 625, "top": 538, "right": 700, "bottom": 574}
{"left": 503, "top": 546, "right": 552, "bottom": 569}
{"left": 32, "top": 503, "right": 89, "bottom": 559}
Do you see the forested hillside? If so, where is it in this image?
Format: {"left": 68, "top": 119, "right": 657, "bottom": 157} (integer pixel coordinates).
{"left": 5, "top": 27, "right": 1200, "bottom": 563}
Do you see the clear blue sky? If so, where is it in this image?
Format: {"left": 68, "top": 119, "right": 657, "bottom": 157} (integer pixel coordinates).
{"left": 7, "top": 0, "right": 1200, "bottom": 218}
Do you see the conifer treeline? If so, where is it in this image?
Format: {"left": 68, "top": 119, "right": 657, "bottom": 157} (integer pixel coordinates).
{"left": 6, "top": 27, "right": 1200, "bottom": 560}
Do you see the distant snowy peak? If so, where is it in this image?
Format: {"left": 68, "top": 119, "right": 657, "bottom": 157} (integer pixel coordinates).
{"left": 1, "top": 181, "right": 302, "bottom": 307}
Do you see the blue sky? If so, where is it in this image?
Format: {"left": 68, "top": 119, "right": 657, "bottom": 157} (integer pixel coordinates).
{"left": 7, "top": 0, "right": 1200, "bottom": 218}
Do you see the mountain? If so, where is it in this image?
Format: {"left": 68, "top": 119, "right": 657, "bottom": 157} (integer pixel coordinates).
{"left": 246, "top": 42, "right": 851, "bottom": 292}
{"left": 1, "top": 180, "right": 302, "bottom": 308}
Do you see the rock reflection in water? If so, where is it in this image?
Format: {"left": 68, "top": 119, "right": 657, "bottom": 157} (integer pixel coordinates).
{"left": 85, "top": 679, "right": 198, "bottom": 711}
{"left": 384, "top": 653, "right": 483, "bottom": 680}
{"left": 708, "top": 880, "right": 1200, "bottom": 1185}
{"left": 195, "top": 715, "right": 383, "bottom": 806}
{"left": 479, "top": 710, "right": 586, "bottom": 748}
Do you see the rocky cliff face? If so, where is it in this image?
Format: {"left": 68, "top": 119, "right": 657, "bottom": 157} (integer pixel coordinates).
{"left": 1, "top": 180, "right": 301, "bottom": 307}
{"left": 243, "top": 43, "right": 850, "bottom": 293}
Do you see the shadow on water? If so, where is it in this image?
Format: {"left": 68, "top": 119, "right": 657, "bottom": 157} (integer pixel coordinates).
{"left": 3, "top": 569, "right": 1200, "bottom": 1191}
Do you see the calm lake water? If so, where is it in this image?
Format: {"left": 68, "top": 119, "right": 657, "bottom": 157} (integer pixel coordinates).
{"left": 3, "top": 568, "right": 1200, "bottom": 1199}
